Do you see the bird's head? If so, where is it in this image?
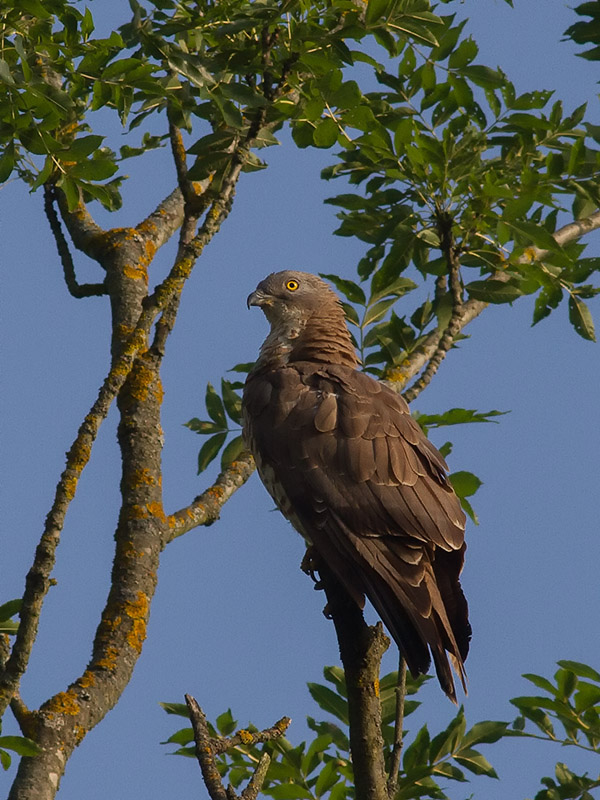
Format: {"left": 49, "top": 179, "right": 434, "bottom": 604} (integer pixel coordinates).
{"left": 247, "top": 270, "right": 336, "bottom": 327}
{"left": 247, "top": 270, "right": 357, "bottom": 367}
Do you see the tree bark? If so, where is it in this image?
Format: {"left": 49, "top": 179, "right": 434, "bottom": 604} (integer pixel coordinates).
{"left": 319, "top": 564, "right": 389, "bottom": 800}
{"left": 9, "top": 227, "right": 167, "bottom": 800}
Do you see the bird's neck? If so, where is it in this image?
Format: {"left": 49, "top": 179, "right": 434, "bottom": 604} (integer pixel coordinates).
{"left": 256, "top": 305, "right": 359, "bottom": 370}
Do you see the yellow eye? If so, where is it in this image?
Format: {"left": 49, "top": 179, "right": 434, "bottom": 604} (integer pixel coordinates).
{"left": 286, "top": 279, "right": 299, "bottom": 292}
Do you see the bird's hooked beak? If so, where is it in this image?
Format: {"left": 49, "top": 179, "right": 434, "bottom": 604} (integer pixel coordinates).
{"left": 246, "top": 288, "right": 272, "bottom": 309}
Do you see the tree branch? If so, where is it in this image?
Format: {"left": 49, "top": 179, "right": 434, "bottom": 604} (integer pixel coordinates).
{"left": 185, "top": 695, "right": 228, "bottom": 800}
{"left": 54, "top": 189, "right": 106, "bottom": 262}
{"left": 318, "top": 563, "right": 389, "bottom": 800}
{"left": 403, "top": 211, "right": 463, "bottom": 404}
{"left": 211, "top": 716, "right": 291, "bottom": 755}
{"left": 387, "top": 656, "right": 407, "bottom": 799}
{"left": 184, "top": 695, "right": 288, "bottom": 800}
{"left": 386, "top": 209, "right": 600, "bottom": 396}
{"left": 43, "top": 185, "right": 107, "bottom": 298}
{"left": 136, "top": 187, "right": 185, "bottom": 251}
{"left": 166, "top": 451, "right": 256, "bottom": 542}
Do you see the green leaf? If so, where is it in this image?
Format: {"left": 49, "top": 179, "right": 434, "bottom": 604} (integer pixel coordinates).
{"left": 522, "top": 673, "right": 558, "bottom": 694}
{"left": 220, "top": 436, "right": 245, "bottom": 470}
{"left": 461, "top": 720, "right": 509, "bottom": 748}
{"left": 363, "top": 298, "right": 397, "bottom": 326}
{"left": 403, "top": 724, "right": 430, "bottom": 770}
{"left": 314, "top": 759, "right": 341, "bottom": 797}
{"left": 365, "top": 0, "right": 390, "bottom": 25}
{"left": 415, "top": 407, "right": 506, "bottom": 429}
{"left": 221, "top": 379, "right": 242, "bottom": 423}
{"left": 215, "top": 709, "right": 237, "bottom": 736}
{"left": 466, "top": 279, "right": 523, "bottom": 304}
{"left": 532, "top": 283, "right": 563, "bottom": 326}
{"left": 69, "top": 158, "right": 118, "bottom": 181}
{"left": 0, "top": 145, "right": 15, "bottom": 183}
{"left": 448, "top": 38, "right": 478, "bottom": 69}
{"left": 462, "top": 65, "right": 505, "bottom": 89}
{"left": 568, "top": 294, "right": 596, "bottom": 341}
{"left": 506, "top": 221, "right": 563, "bottom": 253}
{"left": 313, "top": 118, "right": 339, "bottom": 148}
{"left": 320, "top": 274, "right": 366, "bottom": 305}
{"left": 0, "top": 736, "right": 41, "bottom": 757}
{"left": 57, "top": 135, "right": 105, "bottom": 162}
{"left": 159, "top": 702, "right": 190, "bottom": 718}
{"left": 307, "top": 683, "right": 349, "bottom": 725}
{"left": 163, "top": 727, "right": 194, "bottom": 745}
{"left": 557, "top": 661, "right": 600, "bottom": 682}
{"left": 205, "top": 383, "right": 227, "bottom": 428}
{"left": 454, "top": 747, "right": 498, "bottom": 778}
{"left": 184, "top": 418, "right": 223, "bottom": 435}
{"left": 449, "top": 471, "right": 482, "bottom": 498}
{"left": 267, "top": 785, "right": 313, "bottom": 800}
{"left": 301, "top": 733, "right": 332, "bottom": 776}
{"left": 197, "top": 432, "right": 227, "bottom": 474}
{"left": 574, "top": 681, "right": 600, "bottom": 711}
{"left": 0, "top": 599, "right": 22, "bottom": 622}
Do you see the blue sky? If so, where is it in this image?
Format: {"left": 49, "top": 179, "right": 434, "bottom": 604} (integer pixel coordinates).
{"left": 1, "top": 1, "right": 599, "bottom": 798}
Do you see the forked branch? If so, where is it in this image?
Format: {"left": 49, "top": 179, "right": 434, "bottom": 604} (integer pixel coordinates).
{"left": 184, "top": 694, "right": 290, "bottom": 800}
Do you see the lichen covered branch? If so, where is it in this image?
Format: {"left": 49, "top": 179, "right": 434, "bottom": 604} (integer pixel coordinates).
{"left": 403, "top": 211, "right": 463, "bottom": 404}
{"left": 184, "top": 694, "right": 289, "bottom": 800}
{"left": 166, "top": 451, "right": 256, "bottom": 542}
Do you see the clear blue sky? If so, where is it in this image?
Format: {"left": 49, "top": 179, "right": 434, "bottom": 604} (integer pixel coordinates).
{"left": 1, "top": 1, "right": 599, "bottom": 798}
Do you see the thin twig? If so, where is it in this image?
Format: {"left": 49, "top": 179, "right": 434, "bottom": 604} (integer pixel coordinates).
{"left": 387, "top": 656, "right": 407, "bottom": 799}
{"left": 44, "top": 185, "right": 107, "bottom": 298}
{"left": 211, "top": 716, "right": 291, "bottom": 755}
{"left": 185, "top": 694, "right": 288, "bottom": 800}
{"left": 185, "top": 694, "right": 228, "bottom": 800}
{"left": 403, "top": 211, "right": 463, "bottom": 403}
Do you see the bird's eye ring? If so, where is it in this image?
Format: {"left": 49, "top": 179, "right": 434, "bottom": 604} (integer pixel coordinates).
{"left": 286, "top": 279, "right": 299, "bottom": 292}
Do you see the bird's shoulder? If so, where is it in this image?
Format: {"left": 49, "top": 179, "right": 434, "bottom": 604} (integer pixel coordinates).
{"left": 244, "top": 362, "right": 447, "bottom": 475}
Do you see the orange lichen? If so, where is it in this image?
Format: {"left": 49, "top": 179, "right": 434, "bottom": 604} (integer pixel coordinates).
{"left": 78, "top": 671, "right": 96, "bottom": 689}
{"left": 123, "top": 262, "right": 149, "bottom": 282}
{"left": 373, "top": 677, "right": 380, "bottom": 698}
{"left": 125, "top": 591, "right": 149, "bottom": 621}
{"left": 63, "top": 476, "right": 78, "bottom": 500}
{"left": 46, "top": 689, "right": 80, "bottom": 717}
{"left": 127, "top": 504, "right": 147, "bottom": 520}
{"left": 125, "top": 361, "right": 156, "bottom": 403}
{"left": 146, "top": 501, "right": 166, "bottom": 523}
{"left": 384, "top": 366, "right": 409, "bottom": 385}
{"left": 127, "top": 618, "right": 146, "bottom": 653}
{"left": 73, "top": 724, "right": 86, "bottom": 745}
{"left": 116, "top": 323, "right": 135, "bottom": 340}
{"left": 130, "top": 467, "right": 155, "bottom": 487}
{"left": 67, "top": 440, "right": 92, "bottom": 471}
{"left": 238, "top": 729, "right": 253, "bottom": 745}
{"left": 96, "top": 645, "right": 118, "bottom": 671}
{"left": 125, "top": 592, "right": 149, "bottom": 653}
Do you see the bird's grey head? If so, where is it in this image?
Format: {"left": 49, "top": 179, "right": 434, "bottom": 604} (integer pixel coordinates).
{"left": 247, "top": 270, "right": 338, "bottom": 326}
{"left": 247, "top": 270, "right": 357, "bottom": 368}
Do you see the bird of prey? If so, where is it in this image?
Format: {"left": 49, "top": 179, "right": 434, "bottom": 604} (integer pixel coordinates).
{"left": 242, "top": 270, "right": 471, "bottom": 701}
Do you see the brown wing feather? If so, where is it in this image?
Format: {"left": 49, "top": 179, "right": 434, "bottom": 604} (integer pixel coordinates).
{"left": 243, "top": 361, "right": 471, "bottom": 701}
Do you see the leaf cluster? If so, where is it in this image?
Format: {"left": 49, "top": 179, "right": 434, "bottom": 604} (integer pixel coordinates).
{"left": 185, "top": 377, "right": 245, "bottom": 473}
{"left": 162, "top": 666, "right": 503, "bottom": 799}
{"left": 163, "top": 660, "right": 600, "bottom": 799}
{"left": 508, "top": 661, "right": 600, "bottom": 800}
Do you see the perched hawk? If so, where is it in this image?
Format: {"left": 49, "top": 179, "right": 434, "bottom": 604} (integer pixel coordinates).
{"left": 242, "top": 270, "right": 471, "bottom": 701}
